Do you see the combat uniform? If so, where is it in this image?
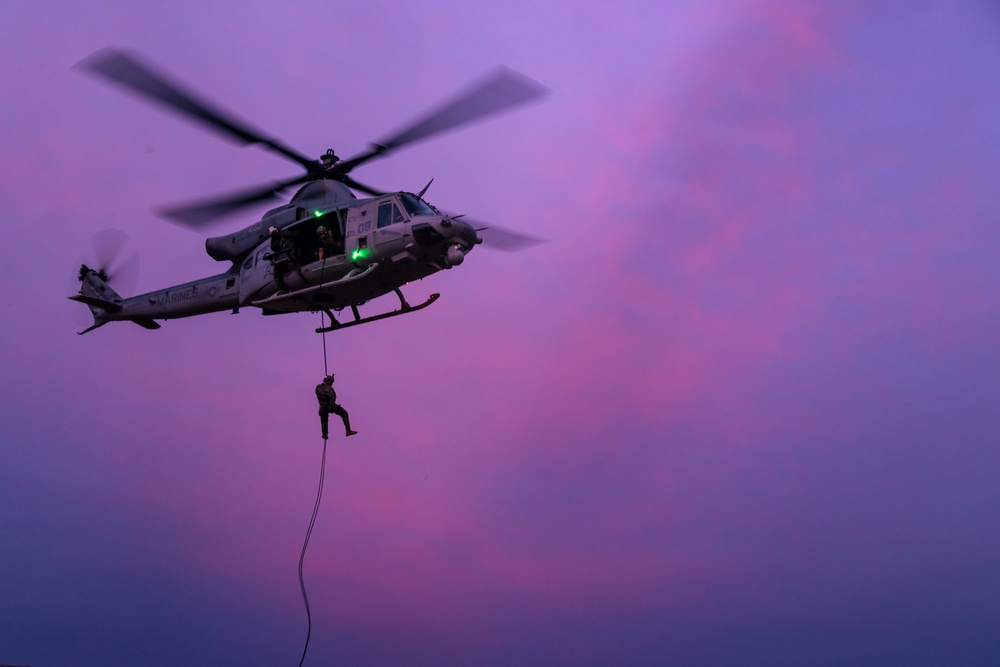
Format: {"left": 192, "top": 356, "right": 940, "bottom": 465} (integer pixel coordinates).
{"left": 316, "top": 378, "right": 355, "bottom": 439}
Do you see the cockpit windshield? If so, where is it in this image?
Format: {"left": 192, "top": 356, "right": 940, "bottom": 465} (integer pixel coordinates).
{"left": 400, "top": 193, "right": 436, "bottom": 217}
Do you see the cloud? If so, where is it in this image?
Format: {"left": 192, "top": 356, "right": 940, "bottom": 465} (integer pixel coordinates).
{"left": 6, "top": 1, "right": 1000, "bottom": 665}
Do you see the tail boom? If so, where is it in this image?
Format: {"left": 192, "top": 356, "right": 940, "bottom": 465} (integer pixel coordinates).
{"left": 70, "top": 264, "right": 239, "bottom": 334}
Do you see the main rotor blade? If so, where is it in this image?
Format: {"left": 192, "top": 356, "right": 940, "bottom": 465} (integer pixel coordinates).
{"left": 76, "top": 48, "right": 318, "bottom": 173}
{"left": 157, "top": 175, "right": 310, "bottom": 228}
{"left": 339, "top": 175, "right": 384, "bottom": 197}
{"left": 463, "top": 217, "right": 546, "bottom": 252}
{"left": 337, "top": 67, "right": 548, "bottom": 173}
{"left": 478, "top": 227, "right": 546, "bottom": 252}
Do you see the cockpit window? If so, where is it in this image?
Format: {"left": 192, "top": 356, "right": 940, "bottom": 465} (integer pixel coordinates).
{"left": 400, "top": 193, "right": 435, "bottom": 217}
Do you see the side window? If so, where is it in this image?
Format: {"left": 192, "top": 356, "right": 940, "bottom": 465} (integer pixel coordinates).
{"left": 377, "top": 202, "right": 392, "bottom": 228}
{"left": 377, "top": 201, "right": 405, "bottom": 228}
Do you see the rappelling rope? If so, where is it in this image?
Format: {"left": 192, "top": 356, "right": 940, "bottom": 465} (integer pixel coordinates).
{"left": 297, "top": 311, "right": 332, "bottom": 667}
{"left": 320, "top": 313, "right": 329, "bottom": 376}
{"left": 297, "top": 436, "right": 328, "bottom": 667}
{"left": 319, "top": 259, "right": 330, "bottom": 376}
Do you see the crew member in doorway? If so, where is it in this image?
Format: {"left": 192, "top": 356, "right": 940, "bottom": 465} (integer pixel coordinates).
{"left": 269, "top": 226, "right": 295, "bottom": 288}
{"left": 316, "top": 374, "right": 357, "bottom": 439}
{"left": 316, "top": 225, "right": 335, "bottom": 260}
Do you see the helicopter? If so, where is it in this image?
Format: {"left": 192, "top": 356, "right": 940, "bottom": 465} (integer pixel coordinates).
{"left": 70, "top": 48, "right": 546, "bottom": 335}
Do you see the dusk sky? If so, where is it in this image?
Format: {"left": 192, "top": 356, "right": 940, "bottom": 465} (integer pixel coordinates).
{"left": 3, "top": 1, "right": 1000, "bottom": 665}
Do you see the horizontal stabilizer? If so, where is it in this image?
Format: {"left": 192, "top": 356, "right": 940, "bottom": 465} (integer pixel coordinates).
{"left": 68, "top": 293, "right": 123, "bottom": 312}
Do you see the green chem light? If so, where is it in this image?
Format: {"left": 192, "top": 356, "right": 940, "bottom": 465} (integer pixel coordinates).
{"left": 314, "top": 210, "right": 324, "bottom": 217}
{"left": 351, "top": 248, "right": 368, "bottom": 262}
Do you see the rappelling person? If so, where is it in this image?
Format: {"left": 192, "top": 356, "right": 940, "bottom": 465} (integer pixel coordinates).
{"left": 316, "top": 373, "right": 357, "bottom": 439}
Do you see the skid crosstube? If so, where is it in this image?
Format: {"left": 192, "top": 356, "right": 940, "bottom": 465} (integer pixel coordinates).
{"left": 316, "top": 292, "right": 440, "bottom": 333}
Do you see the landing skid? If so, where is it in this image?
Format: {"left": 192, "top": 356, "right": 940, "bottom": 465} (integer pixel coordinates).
{"left": 316, "top": 291, "right": 440, "bottom": 333}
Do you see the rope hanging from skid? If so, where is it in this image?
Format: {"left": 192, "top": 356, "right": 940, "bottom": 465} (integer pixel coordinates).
{"left": 297, "top": 311, "right": 331, "bottom": 667}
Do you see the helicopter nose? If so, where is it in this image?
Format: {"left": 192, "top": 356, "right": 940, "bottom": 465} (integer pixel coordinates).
{"left": 411, "top": 218, "right": 479, "bottom": 265}
{"left": 446, "top": 218, "right": 480, "bottom": 247}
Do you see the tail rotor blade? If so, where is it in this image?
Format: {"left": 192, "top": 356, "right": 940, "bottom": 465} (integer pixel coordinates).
{"left": 107, "top": 252, "right": 140, "bottom": 295}
{"left": 89, "top": 228, "right": 129, "bottom": 269}
{"left": 84, "top": 228, "right": 140, "bottom": 294}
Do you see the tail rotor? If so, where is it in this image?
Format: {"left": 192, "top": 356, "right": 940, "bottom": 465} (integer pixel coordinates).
{"left": 86, "top": 228, "right": 139, "bottom": 294}
{"left": 70, "top": 229, "right": 140, "bottom": 334}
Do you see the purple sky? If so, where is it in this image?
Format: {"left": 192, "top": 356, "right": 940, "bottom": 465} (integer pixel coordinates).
{"left": 3, "top": 1, "right": 1000, "bottom": 665}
